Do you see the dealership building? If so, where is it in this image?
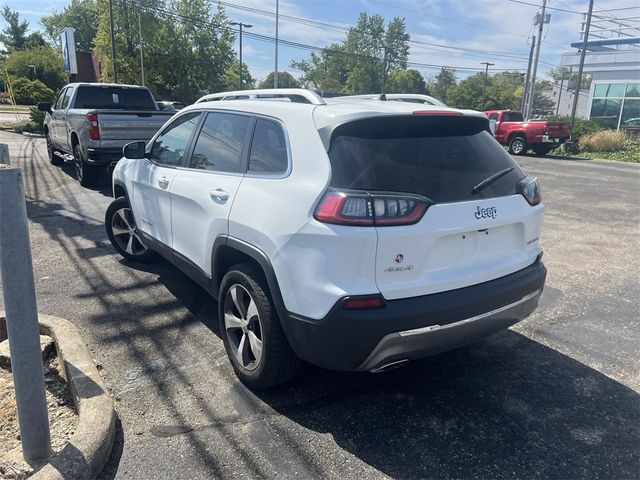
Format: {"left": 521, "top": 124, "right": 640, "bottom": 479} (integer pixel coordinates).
{"left": 559, "top": 17, "right": 639, "bottom": 129}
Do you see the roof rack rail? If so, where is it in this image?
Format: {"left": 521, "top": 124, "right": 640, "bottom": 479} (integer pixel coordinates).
{"left": 328, "top": 93, "right": 446, "bottom": 107}
{"left": 197, "top": 88, "right": 326, "bottom": 105}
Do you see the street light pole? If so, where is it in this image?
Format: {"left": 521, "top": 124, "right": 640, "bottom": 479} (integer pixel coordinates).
{"left": 230, "top": 21, "right": 253, "bottom": 90}
{"left": 481, "top": 62, "right": 494, "bottom": 110}
{"left": 138, "top": 13, "right": 145, "bottom": 86}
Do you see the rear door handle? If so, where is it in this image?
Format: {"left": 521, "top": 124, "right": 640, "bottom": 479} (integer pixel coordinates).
{"left": 158, "top": 176, "right": 170, "bottom": 189}
{"left": 209, "top": 189, "right": 230, "bottom": 202}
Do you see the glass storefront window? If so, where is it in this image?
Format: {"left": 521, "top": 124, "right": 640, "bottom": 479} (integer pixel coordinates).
{"left": 594, "top": 83, "right": 626, "bottom": 98}
{"left": 590, "top": 98, "right": 623, "bottom": 129}
{"left": 625, "top": 83, "right": 640, "bottom": 98}
{"left": 621, "top": 99, "right": 640, "bottom": 129}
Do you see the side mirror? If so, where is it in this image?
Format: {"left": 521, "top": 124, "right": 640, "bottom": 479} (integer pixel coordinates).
{"left": 123, "top": 141, "right": 146, "bottom": 159}
{"left": 37, "top": 102, "right": 52, "bottom": 113}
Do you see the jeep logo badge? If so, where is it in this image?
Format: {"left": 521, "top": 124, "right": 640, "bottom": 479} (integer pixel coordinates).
{"left": 475, "top": 206, "right": 497, "bottom": 219}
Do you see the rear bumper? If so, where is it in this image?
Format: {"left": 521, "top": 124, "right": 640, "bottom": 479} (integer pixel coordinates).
{"left": 86, "top": 148, "right": 123, "bottom": 166}
{"left": 282, "top": 259, "right": 547, "bottom": 371}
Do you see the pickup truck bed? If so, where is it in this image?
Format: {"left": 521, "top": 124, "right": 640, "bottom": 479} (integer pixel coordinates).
{"left": 40, "top": 83, "right": 174, "bottom": 187}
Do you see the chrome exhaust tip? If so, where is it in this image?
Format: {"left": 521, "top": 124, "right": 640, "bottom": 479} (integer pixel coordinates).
{"left": 370, "top": 358, "right": 410, "bottom": 373}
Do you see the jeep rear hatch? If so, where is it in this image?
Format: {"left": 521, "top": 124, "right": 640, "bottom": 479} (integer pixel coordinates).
{"left": 324, "top": 114, "right": 544, "bottom": 299}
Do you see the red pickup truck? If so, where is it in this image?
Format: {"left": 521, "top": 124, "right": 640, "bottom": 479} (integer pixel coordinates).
{"left": 484, "top": 110, "right": 572, "bottom": 156}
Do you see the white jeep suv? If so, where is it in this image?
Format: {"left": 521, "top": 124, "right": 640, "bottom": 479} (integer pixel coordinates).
{"left": 106, "top": 89, "right": 546, "bottom": 389}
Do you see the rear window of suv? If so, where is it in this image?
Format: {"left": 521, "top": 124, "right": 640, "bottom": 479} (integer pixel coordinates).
{"left": 74, "top": 86, "right": 156, "bottom": 110}
{"left": 327, "top": 115, "right": 525, "bottom": 204}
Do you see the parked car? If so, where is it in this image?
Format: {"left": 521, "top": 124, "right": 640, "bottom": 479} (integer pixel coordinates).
{"left": 106, "top": 88, "right": 547, "bottom": 389}
{"left": 334, "top": 93, "right": 447, "bottom": 107}
{"left": 621, "top": 118, "right": 640, "bottom": 134}
{"left": 38, "top": 83, "right": 174, "bottom": 187}
{"left": 484, "top": 110, "right": 572, "bottom": 156}
{"left": 157, "top": 100, "right": 186, "bottom": 111}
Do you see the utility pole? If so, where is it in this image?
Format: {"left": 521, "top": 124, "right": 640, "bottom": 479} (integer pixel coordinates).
{"left": 108, "top": 0, "right": 117, "bottom": 83}
{"left": 138, "top": 13, "right": 145, "bottom": 86}
{"left": 274, "top": 0, "right": 279, "bottom": 88}
{"left": 522, "top": 35, "right": 536, "bottom": 114}
{"left": 230, "top": 21, "right": 253, "bottom": 90}
{"left": 570, "top": 0, "right": 595, "bottom": 140}
{"left": 526, "top": 0, "right": 549, "bottom": 119}
{"left": 481, "top": 62, "right": 494, "bottom": 110}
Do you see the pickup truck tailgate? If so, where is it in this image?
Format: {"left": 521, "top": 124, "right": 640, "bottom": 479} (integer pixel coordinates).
{"left": 95, "top": 110, "right": 174, "bottom": 144}
{"left": 545, "top": 121, "right": 571, "bottom": 138}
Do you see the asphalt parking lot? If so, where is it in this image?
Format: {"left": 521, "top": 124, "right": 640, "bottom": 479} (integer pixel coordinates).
{"left": 0, "top": 130, "right": 638, "bottom": 479}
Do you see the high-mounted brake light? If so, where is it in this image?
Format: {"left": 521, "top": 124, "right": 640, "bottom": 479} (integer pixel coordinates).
{"left": 412, "top": 111, "right": 462, "bottom": 116}
{"left": 518, "top": 176, "right": 542, "bottom": 206}
{"left": 343, "top": 295, "right": 385, "bottom": 310}
{"left": 87, "top": 113, "right": 100, "bottom": 140}
{"left": 314, "top": 189, "right": 431, "bottom": 227}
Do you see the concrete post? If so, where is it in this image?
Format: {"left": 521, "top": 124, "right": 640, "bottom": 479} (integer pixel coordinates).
{"left": 0, "top": 144, "right": 9, "bottom": 164}
{"left": 0, "top": 164, "right": 52, "bottom": 461}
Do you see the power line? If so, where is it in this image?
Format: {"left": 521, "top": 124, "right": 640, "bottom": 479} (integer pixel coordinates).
{"left": 114, "top": 0, "right": 536, "bottom": 74}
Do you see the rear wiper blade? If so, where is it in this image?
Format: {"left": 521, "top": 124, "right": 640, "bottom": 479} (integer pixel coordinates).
{"left": 471, "top": 167, "right": 515, "bottom": 195}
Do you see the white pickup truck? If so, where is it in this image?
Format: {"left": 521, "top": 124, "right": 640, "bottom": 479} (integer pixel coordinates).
{"left": 38, "top": 83, "right": 174, "bottom": 187}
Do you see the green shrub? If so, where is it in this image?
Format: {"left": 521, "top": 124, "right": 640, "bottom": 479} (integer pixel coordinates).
{"left": 29, "top": 106, "right": 46, "bottom": 127}
{"left": 13, "top": 120, "right": 42, "bottom": 133}
{"left": 579, "top": 130, "right": 627, "bottom": 152}
{"left": 544, "top": 115, "right": 603, "bottom": 141}
{"left": 10, "top": 77, "right": 55, "bottom": 105}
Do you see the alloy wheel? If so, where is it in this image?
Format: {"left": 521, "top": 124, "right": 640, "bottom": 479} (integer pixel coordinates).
{"left": 110, "top": 207, "right": 148, "bottom": 256}
{"left": 511, "top": 138, "right": 525, "bottom": 154}
{"left": 224, "top": 284, "right": 264, "bottom": 371}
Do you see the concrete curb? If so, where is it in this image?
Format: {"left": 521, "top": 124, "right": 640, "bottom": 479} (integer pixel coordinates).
{"left": 0, "top": 312, "right": 116, "bottom": 479}
{"left": 20, "top": 132, "right": 46, "bottom": 138}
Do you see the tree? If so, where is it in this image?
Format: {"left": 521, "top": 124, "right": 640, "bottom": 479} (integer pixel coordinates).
{"left": 530, "top": 90, "right": 556, "bottom": 117}
{"left": 92, "top": 0, "right": 236, "bottom": 103}
{"left": 430, "top": 67, "right": 456, "bottom": 103}
{"left": 5, "top": 45, "right": 66, "bottom": 91}
{"left": 40, "top": 0, "right": 99, "bottom": 52}
{"left": 292, "top": 11, "right": 411, "bottom": 94}
{"left": 448, "top": 71, "right": 525, "bottom": 110}
{"left": 0, "top": 5, "right": 28, "bottom": 52}
{"left": 10, "top": 78, "right": 55, "bottom": 105}
{"left": 223, "top": 62, "right": 255, "bottom": 90}
{"left": 259, "top": 71, "right": 300, "bottom": 89}
{"left": 386, "top": 69, "right": 426, "bottom": 94}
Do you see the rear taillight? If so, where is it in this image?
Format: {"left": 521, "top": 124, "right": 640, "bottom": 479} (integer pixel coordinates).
{"left": 518, "top": 176, "right": 542, "bottom": 206}
{"left": 87, "top": 113, "right": 100, "bottom": 140}
{"left": 314, "top": 189, "right": 431, "bottom": 226}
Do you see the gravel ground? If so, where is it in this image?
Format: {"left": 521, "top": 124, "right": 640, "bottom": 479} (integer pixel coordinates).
{"left": 0, "top": 131, "right": 637, "bottom": 479}
{"left": 0, "top": 351, "right": 76, "bottom": 479}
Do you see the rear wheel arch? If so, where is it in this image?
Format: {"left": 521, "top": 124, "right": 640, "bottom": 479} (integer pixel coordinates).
{"left": 212, "top": 238, "right": 288, "bottom": 321}
{"left": 70, "top": 132, "right": 80, "bottom": 149}
{"left": 507, "top": 131, "right": 526, "bottom": 143}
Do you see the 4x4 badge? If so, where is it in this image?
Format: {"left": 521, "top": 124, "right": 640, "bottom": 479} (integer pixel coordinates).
{"left": 475, "top": 206, "right": 497, "bottom": 219}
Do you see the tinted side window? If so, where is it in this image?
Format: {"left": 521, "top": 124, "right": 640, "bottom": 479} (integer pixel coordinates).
{"left": 489, "top": 113, "right": 499, "bottom": 120}
{"left": 248, "top": 118, "right": 288, "bottom": 174}
{"left": 150, "top": 112, "right": 201, "bottom": 166}
{"left": 189, "top": 112, "right": 251, "bottom": 173}
{"left": 503, "top": 112, "right": 524, "bottom": 122}
{"left": 54, "top": 88, "right": 67, "bottom": 109}
{"left": 61, "top": 88, "right": 74, "bottom": 109}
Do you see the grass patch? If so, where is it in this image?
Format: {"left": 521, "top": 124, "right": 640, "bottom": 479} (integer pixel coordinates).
{"left": 555, "top": 137, "right": 640, "bottom": 163}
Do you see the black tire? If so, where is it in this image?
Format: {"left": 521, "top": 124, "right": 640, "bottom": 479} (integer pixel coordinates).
{"left": 46, "top": 133, "right": 63, "bottom": 166}
{"left": 532, "top": 145, "right": 554, "bottom": 156}
{"left": 219, "top": 263, "right": 300, "bottom": 389}
{"left": 105, "top": 197, "right": 156, "bottom": 262}
{"left": 507, "top": 135, "right": 527, "bottom": 155}
{"left": 74, "top": 144, "right": 99, "bottom": 187}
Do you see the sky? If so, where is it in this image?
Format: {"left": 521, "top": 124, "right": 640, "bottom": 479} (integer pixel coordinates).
{"left": 4, "top": 0, "right": 639, "bottom": 83}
